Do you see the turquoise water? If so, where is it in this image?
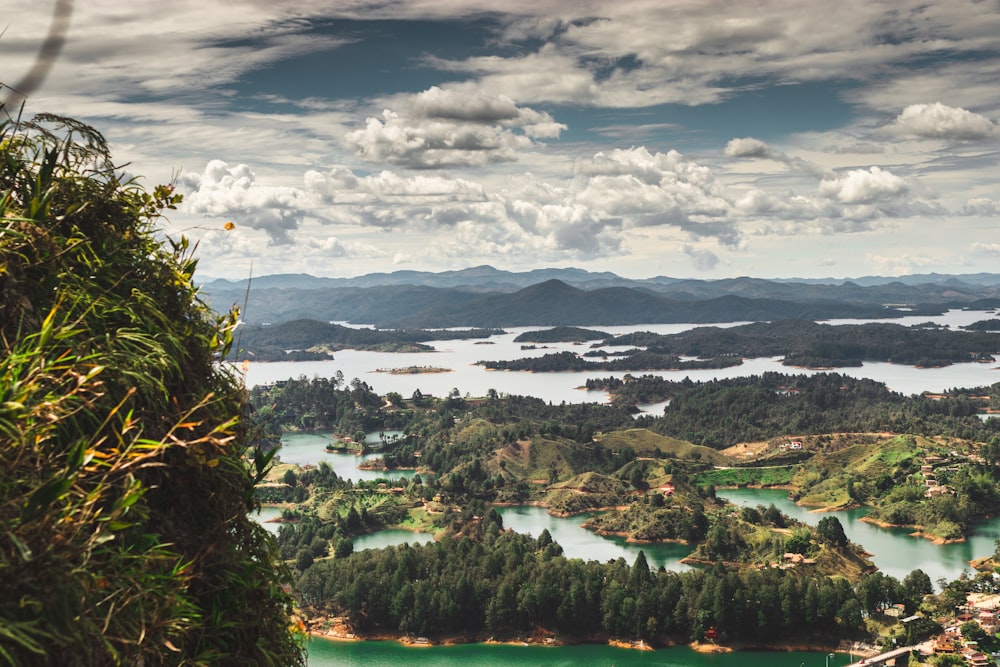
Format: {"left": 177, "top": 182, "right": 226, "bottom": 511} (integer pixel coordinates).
{"left": 306, "top": 639, "right": 853, "bottom": 666}
{"left": 274, "top": 432, "right": 417, "bottom": 482}
{"left": 497, "top": 506, "right": 693, "bottom": 571}
{"left": 718, "top": 487, "right": 1000, "bottom": 584}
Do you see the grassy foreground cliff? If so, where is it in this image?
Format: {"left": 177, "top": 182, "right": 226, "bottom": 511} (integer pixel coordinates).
{"left": 0, "top": 116, "right": 303, "bottom": 664}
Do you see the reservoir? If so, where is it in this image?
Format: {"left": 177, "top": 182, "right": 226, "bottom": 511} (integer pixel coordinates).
{"left": 305, "top": 639, "right": 854, "bottom": 666}
{"left": 242, "top": 310, "right": 1000, "bottom": 405}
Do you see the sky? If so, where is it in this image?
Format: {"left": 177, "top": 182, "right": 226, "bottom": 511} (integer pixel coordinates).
{"left": 3, "top": 0, "right": 1000, "bottom": 281}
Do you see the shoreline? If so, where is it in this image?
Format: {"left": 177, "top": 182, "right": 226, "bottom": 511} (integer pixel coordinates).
{"left": 858, "top": 515, "right": 965, "bottom": 544}
{"left": 306, "top": 622, "right": 851, "bottom": 656}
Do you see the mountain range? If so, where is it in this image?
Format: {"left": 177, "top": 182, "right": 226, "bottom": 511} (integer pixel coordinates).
{"left": 200, "top": 266, "right": 1000, "bottom": 327}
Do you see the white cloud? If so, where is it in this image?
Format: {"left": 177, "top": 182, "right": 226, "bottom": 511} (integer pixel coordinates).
{"left": 345, "top": 87, "right": 564, "bottom": 168}
{"left": 889, "top": 102, "right": 997, "bottom": 141}
{"left": 961, "top": 198, "right": 1000, "bottom": 216}
{"left": 724, "top": 137, "right": 832, "bottom": 179}
{"left": 305, "top": 167, "right": 487, "bottom": 204}
{"left": 724, "top": 137, "right": 770, "bottom": 159}
{"left": 415, "top": 1, "right": 1000, "bottom": 111}
{"left": 971, "top": 242, "right": 1000, "bottom": 257}
{"left": 818, "top": 166, "right": 909, "bottom": 204}
{"left": 179, "top": 160, "right": 314, "bottom": 243}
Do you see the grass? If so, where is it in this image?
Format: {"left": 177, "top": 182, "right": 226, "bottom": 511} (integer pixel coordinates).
{"left": 693, "top": 466, "right": 794, "bottom": 488}
{"left": 597, "top": 428, "right": 732, "bottom": 465}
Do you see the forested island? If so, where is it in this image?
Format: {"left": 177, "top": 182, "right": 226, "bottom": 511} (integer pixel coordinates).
{"left": 232, "top": 319, "right": 503, "bottom": 361}
{"left": 228, "top": 317, "right": 1000, "bottom": 368}
{"left": 249, "top": 373, "right": 1000, "bottom": 654}
{"left": 483, "top": 320, "right": 1000, "bottom": 371}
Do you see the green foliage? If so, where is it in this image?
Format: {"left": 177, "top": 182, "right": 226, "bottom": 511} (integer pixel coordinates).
{"left": 693, "top": 466, "right": 794, "bottom": 487}
{"left": 0, "top": 116, "right": 303, "bottom": 664}
{"left": 296, "top": 529, "right": 867, "bottom": 644}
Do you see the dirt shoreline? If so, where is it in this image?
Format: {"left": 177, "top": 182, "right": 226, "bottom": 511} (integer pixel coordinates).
{"left": 307, "top": 617, "right": 852, "bottom": 655}
{"left": 858, "top": 515, "right": 965, "bottom": 544}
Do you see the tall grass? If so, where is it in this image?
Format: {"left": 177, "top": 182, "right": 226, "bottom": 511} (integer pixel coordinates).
{"left": 0, "top": 115, "right": 304, "bottom": 665}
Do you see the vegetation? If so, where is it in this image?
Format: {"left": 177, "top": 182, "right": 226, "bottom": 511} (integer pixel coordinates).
{"left": 641, "top": 372, "right": 999, "bottom": 449}
{"left": 0, "top": 116, "right": 302, "bottom": 663}
{"left": 512, "top": 326, "right": 612, "bottom": 343}
{"left": 231, "top": 318, "right": 501, "bottom": 361}
{"left": 297, "top": 518, "right": 868, "bottom": 645}
{"left": 479, "top": 319, "right": 1000, "bottom": 374}
{"left": 249, "top": 369, "right": 1000, "bottom": 649}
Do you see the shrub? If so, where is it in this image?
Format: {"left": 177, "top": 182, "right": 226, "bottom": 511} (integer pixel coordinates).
{"left": 0, "top": 115, "right": 304, "bottom": 665}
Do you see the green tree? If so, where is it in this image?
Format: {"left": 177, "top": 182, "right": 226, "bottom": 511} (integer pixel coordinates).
{"left": 334, "top": 537, "right": 355, "bottom": 558}
{"left": 817, "top": 516, "right": 848, "bottom": 548}
{"left": 0, "top": 115, "right": 303, "bottom": 664}
{"left": 960, "top": 620, "right": 987, "bottom": 643}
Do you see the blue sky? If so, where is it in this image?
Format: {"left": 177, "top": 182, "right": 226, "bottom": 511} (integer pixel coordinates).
{"left": 4, "top": 0, "right": 1000, "bottom": 280}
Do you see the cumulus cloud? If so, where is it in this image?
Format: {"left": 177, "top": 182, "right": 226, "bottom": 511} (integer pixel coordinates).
{"left": 818, "top": 166, "right": 908, "bottom": 204}
{"left": 724, "top": 137, "right": 770, "bottom": 159}
{"left": 177, "top": 139, "right": 951, "bottom": 273}
{"left": 961, "top": 198, "right": 1000, "bottom": 216}
{"left": 179, "top": 161, "right": 314, "bottom": 243}
{"left": 305, "top": 167, "right": 487, "bottom": 204}
{"left": 345, "top": 86, "right": 565, "bottom": 168}
{"left": 888, "top": 102, "right": 997, "bottom": 140}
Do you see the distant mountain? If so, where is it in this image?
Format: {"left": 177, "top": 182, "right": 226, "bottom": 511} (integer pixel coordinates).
{"left": 199, "top": 266, "right": 1000, "bottom": 326}
{"left": 201, "top": 265, "right": 674, "bottom": 292}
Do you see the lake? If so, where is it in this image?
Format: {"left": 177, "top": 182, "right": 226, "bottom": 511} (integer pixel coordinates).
{"left": 242, "top": 310, "right": 1000, "bottom": 405}
{"left": 497, "top": 506, "right": 693, "bottom": 571}
{"left": 306, "top": 639, "right": 854, "bottom": 666}
{"left": 273, "top": 432, "right": 418, "bottom": 483}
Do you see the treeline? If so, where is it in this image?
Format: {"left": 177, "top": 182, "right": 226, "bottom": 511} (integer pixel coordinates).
{"left": 479, "top": 319, "right": 1000, "bottom": 373}
{"left": 642, "top": 373, "right": 1000, "bottom": 449}
{"left": 296, "top": 523, "right": 874, "bottom": 645}
{"left": 231, "top": 319, "right": 502, "bottom": 360}
{"left": 248, "top": 374, "right": 407, "bottom": 436}
{"left": 586, "top": 374, "right": 692, "bottom": 407}
{"left": 479, "top": 349, "right": 742, "bottom": 372}
{"left": 603, "top": 319, "right": 1000, "bottom": 369}
{"left": 512, "top": 326, "right": 611, "bottom": 343}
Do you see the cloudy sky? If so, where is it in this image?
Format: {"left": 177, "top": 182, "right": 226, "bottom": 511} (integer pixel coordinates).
{"left": 4, "top": 0, "right": 1000, "bottom": 280}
